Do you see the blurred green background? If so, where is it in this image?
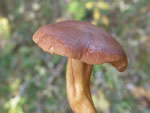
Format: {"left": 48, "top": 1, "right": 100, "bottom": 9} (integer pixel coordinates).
{"left": 0, "top": 0, "right": 150, "bottom": 113}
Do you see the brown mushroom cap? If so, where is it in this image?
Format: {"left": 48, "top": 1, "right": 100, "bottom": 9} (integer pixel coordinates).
{"left": 32, "top": 20, "right": 127, "bottom": 72}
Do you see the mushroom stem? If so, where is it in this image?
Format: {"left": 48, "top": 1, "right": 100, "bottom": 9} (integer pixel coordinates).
{"left": 66, "top": 59, "right": 97, "bottom": 113}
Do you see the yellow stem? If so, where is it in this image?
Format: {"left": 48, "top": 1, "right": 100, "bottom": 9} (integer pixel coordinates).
{"left": 66, "top": 59, "right": 97, "bottom": 113}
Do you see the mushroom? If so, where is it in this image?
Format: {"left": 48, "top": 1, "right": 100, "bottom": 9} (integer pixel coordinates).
{"left": 32, "top": 20, "right": 128, "bottom": 113}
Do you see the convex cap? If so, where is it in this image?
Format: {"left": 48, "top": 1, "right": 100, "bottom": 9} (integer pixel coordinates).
{"left": 33, "top": 20, "right": 128, "bottom": 72}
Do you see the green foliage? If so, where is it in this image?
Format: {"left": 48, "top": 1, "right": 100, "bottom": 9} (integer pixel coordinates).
{"left": 68, "top": 0, "right": 86, "bottom": 20}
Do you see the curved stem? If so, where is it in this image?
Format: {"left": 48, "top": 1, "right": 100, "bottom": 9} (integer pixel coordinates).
{"left": 66, "top": 59, "right": 97, "bottom": 113}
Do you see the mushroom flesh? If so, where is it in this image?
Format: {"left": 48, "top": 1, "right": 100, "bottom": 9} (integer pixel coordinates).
{"left": 32, "top": 20, "right": 128, "bottom": 113}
